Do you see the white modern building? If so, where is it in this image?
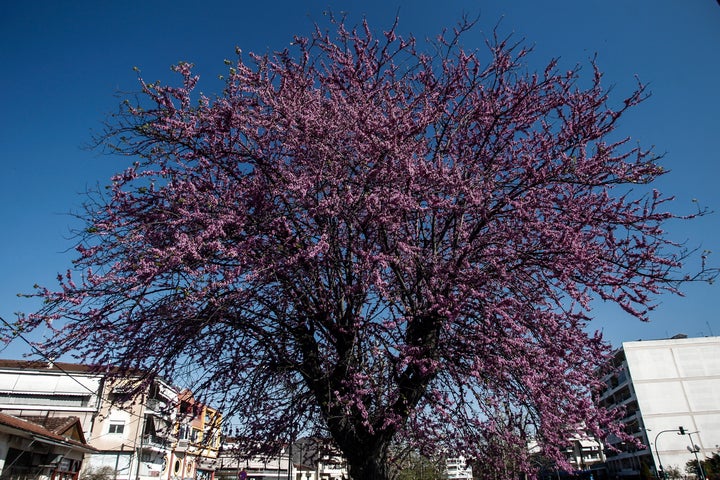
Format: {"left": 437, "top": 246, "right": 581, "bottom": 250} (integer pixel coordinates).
{"left": 444, "top": 457, "right": 472, "bottom": 480}
{"left": 563, "top": 435, "right": 605, "bottom": 472}
{"left": 598, "top": 335, "right": 720, "bottom": 478}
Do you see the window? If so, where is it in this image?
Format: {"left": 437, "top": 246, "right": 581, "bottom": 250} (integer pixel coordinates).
{"left": 0, "top": 392, "right": 90, "bottom": 407}
{"left": 109, "top": 423, "right": 125, "bottom": 434}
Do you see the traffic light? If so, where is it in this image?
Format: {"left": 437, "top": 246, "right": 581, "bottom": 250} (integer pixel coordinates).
{"left": 679, "top": 426, "right": 686, "bottom": 435}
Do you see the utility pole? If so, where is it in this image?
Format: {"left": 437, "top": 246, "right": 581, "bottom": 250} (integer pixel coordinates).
{"left": 683, "top": 430, "right": 706, "bottom": 480}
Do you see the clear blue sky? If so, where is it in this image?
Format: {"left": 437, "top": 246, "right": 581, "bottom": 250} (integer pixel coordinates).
{"left": 1, "top": 1, "right": 718, "bottom": 359}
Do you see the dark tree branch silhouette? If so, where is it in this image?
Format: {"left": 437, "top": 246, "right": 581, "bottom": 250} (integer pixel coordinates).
{"left": 9, "top": 16, "right": 715, "bottom": 480}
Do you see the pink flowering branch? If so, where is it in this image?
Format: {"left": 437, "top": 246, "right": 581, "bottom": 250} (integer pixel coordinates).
{"left": 8, "top": 15, "right": 715, "bottom": 480}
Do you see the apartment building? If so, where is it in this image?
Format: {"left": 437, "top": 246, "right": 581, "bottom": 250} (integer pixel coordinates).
{"left": 0, "top": 360, "right": 222, "bottom": 480}
{"left": 0, "top": 360, "right": 104, "bottom": 435}
{"left": 598, "top": 335, "right": 720, "bottom": 478}
{"left": 172, "top": 390, "right": 222, "bottom": 480}
{"left": 215, "top": 438, "right": 289, "bottom": 480}
{"left": 563, "top": 435, "right": 605, "bottom": 473}
{"left": 215, "top": 437, "right": 347, "bottom": 480}
{"left": 86, "top": 374, "right": 180, "bottom": 480}
{"left": 444, "top": 457, "right": 473, "bottom": 480}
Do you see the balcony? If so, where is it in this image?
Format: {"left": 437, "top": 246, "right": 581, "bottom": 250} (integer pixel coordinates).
{"left": 142, "top": 434, "right": 171, "bottom": 451}
{"left": 145, "top": 398, "right": 171, "bottom": 416}
{"left": 142, "top": 434, "right": 177, "bottom": 451}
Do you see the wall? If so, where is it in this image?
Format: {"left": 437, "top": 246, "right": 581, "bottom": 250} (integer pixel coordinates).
{"left": 624, "top": 336, "right": 720, "bottom": 474}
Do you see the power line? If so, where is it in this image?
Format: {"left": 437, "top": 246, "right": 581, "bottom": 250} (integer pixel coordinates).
{"left": 0, "top": 314, "right": 227, "bottom": 452}
{"left": 0, "top": 314, "right": 158, "bottom": 423}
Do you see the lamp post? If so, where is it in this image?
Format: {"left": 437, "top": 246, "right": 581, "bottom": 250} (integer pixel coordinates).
{"left": 653, "top": 428, "right": 683, "bottom": 479}
{"left": 685, "top": 431, "right": 706, "bottom": 480}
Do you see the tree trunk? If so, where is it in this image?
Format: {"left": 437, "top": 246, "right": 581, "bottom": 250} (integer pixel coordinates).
{"left": 345, "top": 442, "right": 390, "bottom": 480}
{"left": 347, "top": 454, "right": 389, "bottom": 480}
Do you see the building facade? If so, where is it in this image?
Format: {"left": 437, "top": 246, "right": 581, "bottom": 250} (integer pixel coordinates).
{"left": 0, "top": 360, "right": 222, "bottom": 480}
{"left": 0, "top": 361, "right": 104, "bottom": 435}
{"left": 0, "top": 413, "right": 95, "bottom": 480}
{"left": 85, "top": 375, "right": 181, "bottom": 480}
{"left": 563, "top": 435, "right": 605, "bottom": 473}
{"left": 172, "top": 390, "right": 222, "bottom": 480}
{"left": 444, "top": 457, "right": 473, "bottom": 480}
{"left": 598, "top": 335, "right": 720, "bottom": 478}
{"left": 215, "top": 437, "right": 347, "bottom": 480}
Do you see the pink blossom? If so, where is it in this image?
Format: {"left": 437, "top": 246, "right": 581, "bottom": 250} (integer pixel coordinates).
{"left": 7, "top": 15, "right": 716, "bottom": 480}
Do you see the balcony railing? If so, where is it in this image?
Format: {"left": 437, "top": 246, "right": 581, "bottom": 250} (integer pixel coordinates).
{"left": 145, "top": 398, "right": 169, "bottom": 415}
{"left": 142, "top": 434, "right": 173, "bottom": 449}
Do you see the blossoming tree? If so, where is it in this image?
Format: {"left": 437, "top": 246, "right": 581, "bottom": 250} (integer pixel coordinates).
{"left": 13, "top": 18, "right": 712, "bottom": 480}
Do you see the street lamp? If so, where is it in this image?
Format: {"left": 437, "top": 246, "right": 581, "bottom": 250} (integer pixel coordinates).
{"left": 653, "top": 428, "right": 684, "bottom": 479}
{"left": 685, "top": 431, "right": 706, "bottom": 480}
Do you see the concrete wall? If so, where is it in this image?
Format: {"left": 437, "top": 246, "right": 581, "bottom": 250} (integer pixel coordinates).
{"left": 624, "top": 336, "right": 720, "bottom": 474}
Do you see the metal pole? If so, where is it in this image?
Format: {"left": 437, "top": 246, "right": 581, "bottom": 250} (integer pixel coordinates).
{"left": 287, "top": 442, "right": 292, "bottom": 480}
{"left": 687, "top": 432, "right": 706, "bottom": 480}
{"left": 653, "top": 429, "right": 682, "bottom": 479}
{"left": 287, "top": 395, "right": 293, "bottom": 480}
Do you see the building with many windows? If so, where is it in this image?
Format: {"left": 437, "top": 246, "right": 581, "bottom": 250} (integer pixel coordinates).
{"left": 215, "top": 436, "right": 348, "bottom": 480}
{"left": 172, "top": 389, "right": 222, "bottom": 480}
{"left": 0, "top": 361, "right": 104, "bottom": 435}
{"left": 563, "top": 434, "right": 605, "bottom": 473}
{"left": 0, "top": 360, "right": 222, "bottom": 480}
{"left": 598, "top": 335, "right": 720, "bottom": 478}
{"left": 444, "top": 457, "right": 473, "bottom": 480}
{"left": 85, "top": 374, "right": 180, "bottom": 480}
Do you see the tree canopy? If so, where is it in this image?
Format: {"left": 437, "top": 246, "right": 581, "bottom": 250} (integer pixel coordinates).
{"left": 10, "top": 17, "right": 713, "bottom": 480}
